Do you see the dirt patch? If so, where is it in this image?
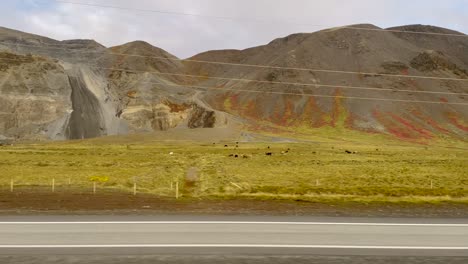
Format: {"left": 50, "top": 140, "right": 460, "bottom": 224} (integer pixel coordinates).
{"left": 381, "top": 61, "right": 409, "bottom": 74}
{"left": 0, "top": 52, "right": 36, "bottom": 71}
{"left": 165, "top": 101, "right": 191, "bottom": 113}
{"left": 1, "top": 189, "right": 468, "bottom": 217}
{"left": 410, "top": 51, "right": 468, "bottom": 77}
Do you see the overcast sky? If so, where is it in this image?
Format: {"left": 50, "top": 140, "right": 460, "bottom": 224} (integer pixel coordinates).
{"left": 1, "top": 0, "right": 467, "bottom": 58}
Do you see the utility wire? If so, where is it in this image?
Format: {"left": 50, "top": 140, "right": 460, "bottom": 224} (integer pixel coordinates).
{"left": 102, "top": 66, "right": 468, "bottom": 97}
{"left": 52, "top": 0, "right": 468, "bottom": 38}
{"left": 104, "top": 76, "right": 468, "bottom": 106}
{"left": 3, "top": 42, "right": 468, "bottom": 82}
{"left": 1, "top": 58, "right": 466, "bottom": 105}
{"left": 0, "top": 57, "right": 467, "bottom": 97}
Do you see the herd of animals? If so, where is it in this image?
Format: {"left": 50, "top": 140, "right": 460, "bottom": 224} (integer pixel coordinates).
{"left": 220, "top": 142, "right": 358, "bottom": 159}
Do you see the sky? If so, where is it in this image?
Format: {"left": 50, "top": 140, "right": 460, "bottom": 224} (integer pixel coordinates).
{"left": 1, "top": 0, "right": 467, "bottom": 58}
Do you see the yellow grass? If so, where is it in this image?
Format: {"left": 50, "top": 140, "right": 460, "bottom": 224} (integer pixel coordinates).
{"left": 0, "top": 134, "right": 467, "bottom": 203}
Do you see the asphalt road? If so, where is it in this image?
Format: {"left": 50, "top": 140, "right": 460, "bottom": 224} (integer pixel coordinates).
{"left": 0, "top": 216, "right": 467, "bottom": 263}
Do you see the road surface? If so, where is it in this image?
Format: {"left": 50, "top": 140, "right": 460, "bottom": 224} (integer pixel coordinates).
{"left": 0, "top": 216, "right": 467, "bottom": 263}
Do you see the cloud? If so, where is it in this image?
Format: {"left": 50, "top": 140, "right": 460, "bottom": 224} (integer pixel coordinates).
{"left": 0, "top": 0, "right": 467, "bottom": 58}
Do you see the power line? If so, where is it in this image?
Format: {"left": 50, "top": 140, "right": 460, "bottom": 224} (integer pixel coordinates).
{"left": 3, "top": 58, "right": 462, "bottom": 105}
{"left": 52, "top": 0, "right": 468, "bottom": 38}
{"left": 141, "top": 83, "right": 468, "bottom": 105}
{"left": 1, "top": 57, "right": 467, "bottom": 97}
{"left": 105, "top": 77, "right": 468, "bottom": 106}
{"left": 3, "top": 42, "right": 468, "bottom": 82}
{"left": 102, "top": 66, "right": 468, "bottom": 97}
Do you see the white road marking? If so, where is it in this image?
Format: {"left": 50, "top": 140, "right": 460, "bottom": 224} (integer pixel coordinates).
{"left": 0, "top": 221, "right": 467, "bottom": 227}
{"left": 0, "top": 244, "right": 467, "bottom": 250}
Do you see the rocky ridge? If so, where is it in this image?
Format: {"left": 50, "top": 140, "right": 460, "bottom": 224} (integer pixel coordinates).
{"left": 0, "top": 24, "right": 466, "bottom": 141}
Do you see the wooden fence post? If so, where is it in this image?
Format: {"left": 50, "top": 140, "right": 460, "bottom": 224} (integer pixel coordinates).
{"left": 52, "top": 178, "right": 55, "bottom": 193}
{"left": 10, "top": 179, "right": 13, "bottom": 192}
{"left": 175, "top": 182, "right": 179, "bottom": 199}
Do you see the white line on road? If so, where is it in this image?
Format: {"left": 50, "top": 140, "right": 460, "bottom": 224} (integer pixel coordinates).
{"left": 0, "top": 244, "right": 467, "bottom": 250}
{"left": 0, "top": 221, "right": 467, "bottom": 227}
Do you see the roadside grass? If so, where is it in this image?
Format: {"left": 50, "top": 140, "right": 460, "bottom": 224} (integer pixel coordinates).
{"left": 0, "top": 134, "right": 467, "bottom": 204}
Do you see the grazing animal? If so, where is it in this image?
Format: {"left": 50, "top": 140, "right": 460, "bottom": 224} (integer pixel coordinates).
{"left": 169, "top": 152, "right": 174, "bottom": 155}
{"left": 228, "top": 154, "right": 234, "bottom": 157}
{"left": 345, "top": 150, "right": 352, "bottom": 154}
{"left": 267, "top": 146, "right": 271, "bottom": 149}
{"left": 266, "top": 152, "right": 273, "bottom": 156}
{"left": 242, "top": 154, "right": 250, "bottom": 159}
{"left": 234, "top": 154, "right": 239, "bottom": 158}
{"left": 224, "top": 145, "right": 228, "bottom": 147}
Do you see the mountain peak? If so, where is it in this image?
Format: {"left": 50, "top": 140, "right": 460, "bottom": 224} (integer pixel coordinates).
{"left": 110, "top": 40, "right": 178, "bottom": 58}
{"left": 60, "top": 39, "right": 106, "bottom": 49}
{"left": 0, "top": 26, "right": 58, "bottom": 44}
{"left": 386, "top": 24, "right": 465, "bottom": 35}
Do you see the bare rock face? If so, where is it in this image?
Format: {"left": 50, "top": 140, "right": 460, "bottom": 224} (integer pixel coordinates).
{"left": 120, "top": 101, "right": 226, "bottom": 132}
{"left": 188, "top": 105, "right": 217, "bottom": 128}
{"left": 0, "top": 52, "right": 71, "bottom": 140}
{"left": 120, "top": 103, "right": 190, "bottom": 131}
{"left": 0, "top": 24, "right": 466, "bottom": 141}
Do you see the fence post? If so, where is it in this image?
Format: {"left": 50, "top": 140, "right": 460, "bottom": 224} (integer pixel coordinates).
{"left": 316, "top": 179, "right": 320, "bottom": 186}
{"left": 175, "top": 182, "right": 179, "bottom": 199}
{"left": 133, "top": 182, "right": 137, "bottom": 196}
{"left": 68, "top": 178, "right": 71, "bottom": 186}
{"left": 52, "top": 178, "right": 55, "bottom": 193}
{"left": 93, "top": 182, "right": 96, "bottom": 194}
{"left": 10, "top": 179, "right": 13, "bottom": 192}
{"left": 430, "top": 180, "right": 433, "bottom": 189}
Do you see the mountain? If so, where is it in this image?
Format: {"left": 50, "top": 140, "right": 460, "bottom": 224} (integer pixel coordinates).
{"left": 0, "top": 26, "right": 231, "bottom": 140}
{"left": 0, "top": 24, "right": 466, "bottom": 142}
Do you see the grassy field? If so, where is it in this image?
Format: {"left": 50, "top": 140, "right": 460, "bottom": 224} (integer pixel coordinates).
{"left": 0, "top": 133, "right": 467, "bottom": 204}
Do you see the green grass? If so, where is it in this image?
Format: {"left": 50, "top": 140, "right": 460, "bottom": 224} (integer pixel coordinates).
{"left": 0, "top": 134, "right": 467, "bottom": 204}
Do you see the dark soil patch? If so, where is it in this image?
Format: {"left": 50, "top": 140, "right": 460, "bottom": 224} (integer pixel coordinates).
{"left": 410, "top": 51, "right": 468, "bottom": 77}
{"left": 1, "top": 189, "right": 468, "bottom": 217}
